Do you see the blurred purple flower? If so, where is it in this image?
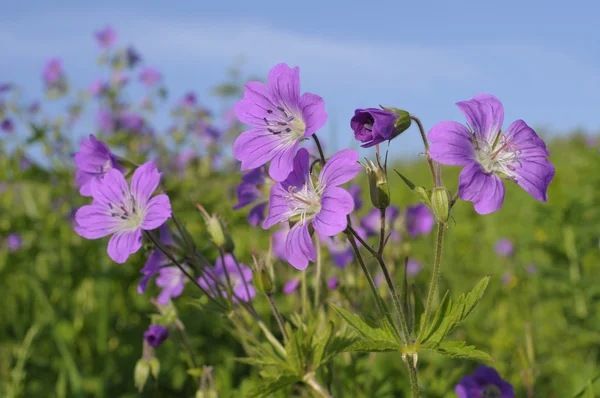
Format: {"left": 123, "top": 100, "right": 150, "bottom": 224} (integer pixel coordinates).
{"left": 198, "top": 254, "right": 255, "bottom": 302}
{"left": 526, "top": 263, "right": 537, "bottom": 274}
{"left": 138, "top": 249, "right": 165, "bottom": 295}
{"left": 234, "top": 63, "right": 328, "bottom": 182}
{"left": 322, "top": 235, "right": 354, "bottom": 268}
{"left": 271, "top": 225, "right": 289, "bottom": 261}
{"left": 43, "top": 58, "right": 63, "bottom": 86}
{"left": 347, "top": 184, "right": 363, "bottom": 211}
{"left": 327, "top": 276, "right": 339, "bottom": 290}
{"left": 74, "top": 162, "right": 172, "bottom": 263}
{"left": 178, "top": 92, "right": 197, "bottom": 109}
{"left": 405, "top": 204, "right": 434, "bottom": 238}
{"left": 28, "top": 101, "right": 40, "bottom": 114}
{"left": 406, "top": 259, "right": 422, "bottom": 276}
{"left": 144, "top": 324, "right": 169, "bottom": 348}
{"left": 0, "top": 83, "right": 12, "bottom": 93}
{"left": 139, "top": 67, "right": 161, "bottom": 87}
{"left": 351, "top": 108, "right": 399, "bottom": 148}
{"left": 117, "top": 111, "right": 144, "bottom": 132}
{"left": 125, "top": 46, "right": 141, "bottom": 68}
{"left": 233, "top": 167, "right": 272, "bottom": 227}
{"left": 6, "top": 234, "right": 22, "bottom": 252}
{"left": 1, "top": 119, "right": 14, "bottom": 133}
{"left": 95, "top": 26, "right": 117, "bottom": 48}
{"left": 263, "top": 149, "right": 361, "bottom": 270}
{"left": 502, "top": 272, "right": 514, "bottom": 285}
{"left": 283, "top": 277, "right": 300, "bottom": 294}
{"left": 360, "top": 207, "right": 400, "bottom": 241}
{"left": 156, "top": 265, "right": 186, "bottom": 304}
{"left": 19, "top": 155, "right": 32, "bottom": 171}
{"left": 194, "top": 120, "right": 223, "bottom": 143}
{"left": 494, "top": 239, "right": 514, "bottom": 257}
{"left": 111, "top": 71, "right": 129, "bottom": 87}
{"left": 89, "top": 79, "right": 105, "bottom": 97}
{"left": 455, "top": 365, "right": 514, "bottom": 398}
{"left": 96, "top": 109, "right": 113, "bottom": 132}
{"left": 428, "top": 94, "right": 555, "bottom": 214}
{"left": 74, "top": 134, "right": 121, "bottom": 196}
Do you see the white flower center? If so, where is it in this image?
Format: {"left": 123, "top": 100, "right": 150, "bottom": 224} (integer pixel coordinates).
{"left": 474, "top": 133, "right": 521, "bottom": 177}
{"left": 284, "top": 179, "right": 324, "bottom": 224}
{"left": 263, "top": 105, "right": 305, "bottom": 145}
{"left": 107, "top": 193, "right": 145, "bottom": 231}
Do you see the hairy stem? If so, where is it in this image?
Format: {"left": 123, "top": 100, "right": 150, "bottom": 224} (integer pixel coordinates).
{"left": 410, "top": 114, "right": 435, "bottom": 183}
{"left": 314, "top": 237, "right": 322, "bottom": 311}
{"left": 313, "top": 134, "right": 327, "bottom": 165}
{"left": 266, "top": 293, "right": 289, "bottom": 342}
{"left": 305, "top": 374, "right": 332, "bottom": 398}
{"left": 378, "top": 207, "right": 386, "bottom": 255}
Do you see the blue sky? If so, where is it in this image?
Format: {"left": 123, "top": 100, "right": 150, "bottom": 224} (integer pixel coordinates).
{"left": 1, "top": 0, "right": 599, "bottom": 156}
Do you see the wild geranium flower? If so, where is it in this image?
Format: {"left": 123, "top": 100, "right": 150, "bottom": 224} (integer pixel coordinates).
{"left": 429, "top": 94, "right": 555, "bottom": 214}
{"left": 156, "top": 265, "right": 186, "bottom": 304}
{"left": 125, "top": 46, "right": 141, "bottom": 68}
{"left": 456, "top": 365, "right": 514, "bottom": 398}
{"left": 348, "top": 184, "right": 363, "bottom": 211}
{"left": 138, "top": 226, "right": 172, "bottom": 295}
{"left": 351, "top": 108, "right": 398, "bottom": 148}
{"left": 320, "top": 224, "right": 365, "bottom": 268}
{"left": 361, "top": 206, "right": 401, "bottom": 241}
{"left": 283, "top": 277, "right": 300, "bottom": 294}
{"left": 6, "top": 233, "right": 22, "bottom": 252}
{"left": 198, "top": 254, "right": 255, "bottom": 302}
{"left": 234, "top": 63, "right": 328, "bottom": 181}
{"left": 74, "top": 162, "right": 172, "bottom": 263}
{"left": 144, "top": 324, "right": 169, "bottom": 348}
{"left": 271, "top": 225, "right": 289, "bottom": 261}
{"left": 263, "top": 148, "right": 361, "bottom": 270}
{"left": 95, "top": 26, "right": 116, "bottom": 48}
{"left": 233, "top": 166, "right": 273, "bottom": 227}
{"left": 74, "top": 134, "right": 121, "bottom": 196}
{"left": 327, "top": 276, "right": 339, "bottom": 290}
{"left": 139, "top": 67, "right": 161, "bottom": 87}
{"left": 494, "top": 238, "right": 514, "bottom": 257}
{"left": 405, "top": 204, "right": 434, "bottom": 238}
{"left": 406, "top": 259, "right": 423, "bottom": 276}
{"left": 43, "top": 58, "right": 63, "bottom": 86}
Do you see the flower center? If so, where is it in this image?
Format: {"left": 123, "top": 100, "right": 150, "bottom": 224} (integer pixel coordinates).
{"left": 263, "top": 105, "right": 305, "bottom": 143}
{"left": 108, "top": 193, "right": 144, "bottom": 230}
{"left": 482, "top": 384, "right": 501, "bottom": 398}
{"left": 284, "top": 180, "right": 324, "bottom": 224}
{"left": 474, "top": 133, "right": 521, "bottom": 176}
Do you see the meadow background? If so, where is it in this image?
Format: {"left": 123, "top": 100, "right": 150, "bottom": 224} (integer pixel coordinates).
{"left": 1, "top": 1, "right": 600, "bottom": 397}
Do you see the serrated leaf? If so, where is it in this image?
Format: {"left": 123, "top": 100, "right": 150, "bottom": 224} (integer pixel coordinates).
{"left": 345, "top": 339, "right": 399, "bottom": 352}
{"left": 321, "top": 330, "right": 358, "bottom": 363}
{"left": 312, "top": 322, "right": 334, "bottom": 367}
{"left": 285, "top": 329, "right": 304, "bottom": 374}
{"left": 246, "top": 375, "right": 299, "bottom": 398}
{"left": 421, "top": 340, "right": 494, "bottom": 362}
{"left": 331, "top": 305, "right": 399, "bottom": 353}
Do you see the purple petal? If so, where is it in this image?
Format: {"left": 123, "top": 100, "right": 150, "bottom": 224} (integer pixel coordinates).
{"left": 233, "top": 182, "right": 261, "bottom": 210}
{"left": 428, "top": 121, "right": 476, "bottom": 166}
{"left": 267, "top": 63, "right": 301, "bottom": 115}
{"left": 283, "top": 277, "right": 300, "bottom": 294}
{"left": 456, "top": 94, "right": 504, "bottom": 142}
{"left": 271, "top": 226, "right": 289, "bottom": 261}
{"left": 459, "top": 162, "right": 505, "bottom": 214}
{"left": 269, "top": 141, "right": 299, "bottom": 182}
{"left": 91, "top": 169, "right": 128, "bottom": 206}
{"left": 107, "top": 229, "right": 142, "bottom": 263}
{"left": 262, "top": 184, "right": 290, "bottom": 229}
{"left": 281, "top": 148, "right": 310, "bottom": 190}
{"left": 299, "top": 92, "right": 327, "bottom": 137}
{"left": 156, "top": 266, "right": 185, "bottom": 304}
{"left": 313, "top": 187, "right": 353, "bottom": 236}
{"left": 405, "top": 204, "right": 434, "bottom": 237}
{"left": 248, "top": 202, "right": 267, "bottom": 227}
{"left": 285, "top": 222, "right": 316, "bottom": 270}
{"left": 75, "top": 204, "right": 120, "bottom": 239}
{"left": 141, "top": 194, "right": 172, "bottom": 230}
{"left": 318, "top": 149, "right": 361, "bottom": 187}
{"left": 131, "top": 162, "right": 161, "bottom": 208}
{"left": 233, "top": 128, "right": 281, "bottom": 171}
{"left": 234, "top": 81, "right": 278, "bottom": 126}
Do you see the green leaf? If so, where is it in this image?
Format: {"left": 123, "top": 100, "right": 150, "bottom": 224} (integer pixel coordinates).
{"left": 345, "top": 339, "right": 399, "bottom": 353}
{"left": 421, "top": 341, "right": 494, "bottom": 362}
{"left": 311, "top": 321, "right": 334, "bottom": 367}
{"left": 285, "top": 328, "right": 304, "bottom": 374}
{"left": 246, "top": 375, "right": 300, "bottom": 398}
{"left": 331, "top": 305, "right": 400, "bottom": 353}
{"left": 320, "top": 330, "right": 358, "bottom": 363}
{"left": 573, "top": 374, "right": 600, "bottom": 398}
{"left": 420, "top": 276, "right": 491, "bottom": 344}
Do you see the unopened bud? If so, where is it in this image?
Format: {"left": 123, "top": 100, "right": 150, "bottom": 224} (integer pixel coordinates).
{"left": 134, "top": 359, "right": 150, "bottom": 392}
{"left": 251, "top": 251, "right": 274, "bottom": 294}
{"left": 365, "top": 159, "right": 390, "bottom": 209}
{"left": 197, "top": 205, "right": 235, "bottom": 252}
{"left": 430, "top": 188, "right": 450, "bottom": 223}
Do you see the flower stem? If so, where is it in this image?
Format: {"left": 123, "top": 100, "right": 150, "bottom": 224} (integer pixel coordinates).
{"left": 417, "top": 222, "right": 445, "bottom": 343}
{"left": 266, "top": 293, "right": 289, "bottom": 342}
{"left": 304, "top": 374, "right": 332, "bottom": 398}
{"left": 406, "top": 356, "right": 420, "bottom": 398}
{"left": 378, "top": 207, "right": 386, "bottom": 255}
{"left": 231, "top": 252, "right": 253, "bottom": 306}
{"left": 313, "top": 134, "right": 327, "bottom": 165}
{"left": 301, "top": 268, "right": 309, "bottom": 317}
{"left": 314, "top": 237, "right": 322, "bottom": 311}
{"left": 410, "top": 114, "right": 435, "bottom": 184}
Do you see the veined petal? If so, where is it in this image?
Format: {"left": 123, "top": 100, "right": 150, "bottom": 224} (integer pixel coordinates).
{"left": 281, "top": 148, "right": 310, "bottom": 190}
{"left": 299, "top": 92, "right": 327, "bottom": 137}
{"left": 234, "top": 81, "right": 278, "bottom": 126}
{"left": 503, "top": 119, "right": 550, "bottom": 158}
{"left": 511, "top": 157, "right": 555, "bottom": 202}
{"left": 131, "top": 161, "right": 161, "bottom": 208}
{"left": 428, "top": 121, "right": 476, "bottom": 166}
{"left": 233, "top": 128, "right": 282, "bottom": 171}
{"left": 141, "top": 194, "right": 172, "bottom": 230}
{"left": 107, "top": 228, "right": 143, "bottom": 263}
{"left": 313, "top": 187, "right": 353, "bottom": 236}
{"left": 75, "top": 204, "right": 121, "bottom": 239}
{"left": 456, "top": 94, "right": 504, "bottom": 142}
{"left": 459, "top": 162, "right": 505, "bottom": 214}
{"left": 318, "top": 149, "right": 361, "bottom": 187}
{"left": 267, "top": 63, "right": 301, "bottom": 115}
{"left": 248, "top": 202, "right": 267, "bottom": 227}
{"left": 269, "top": 141, "right": 299, "bottom": 182}
{"left": 285, "top": 222, "right": 316, "bottom": 270}
{"left": 91, "top": 168, "right": 128, "bottom": 206}
{"left": 262, "top": 184, "right": 290, "bottom": 229}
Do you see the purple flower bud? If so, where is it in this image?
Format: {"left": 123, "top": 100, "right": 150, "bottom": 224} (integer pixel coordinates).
{"left": 455, "top": 365, "right": 514, "bottom": 398}
{"left": 6, "top": 234, "right": 22, "bottom": 252}
{"left": 351, "top": 108, "right": 400, "bottom": 148}
{"left": 494, "top": 239, "right": 514, "bottom": 257}
{"left": 144, "top": 324, "right": 169, "bottom": 348}
{"left": 95, "top": 26, "right": 117, "bottom": 49}
{"left": 283, "top": 277, "right": 300, "bottom": 294}
{"left": 327, "top": 276, "right": 339, "bottom": 290}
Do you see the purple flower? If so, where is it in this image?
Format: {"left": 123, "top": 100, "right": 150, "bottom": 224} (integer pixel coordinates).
{"left": 1, "top": 119, "right": 14, "bottom": 133}
{"left": 405, "top": 204, "right": 434, "bottom": 238}
{"left": 406, "top": 259, "right": 422, "bottom": 276}
{"left": 178, "top": 92, "right": 197, "bottom": 110}
{"left": 526, "top": 263, "right": 537, "bottom": 274}
{"left": 125, "top": 46, "right": 141, "bottom": 68}
{"left": 234, "top": 63, "right": 328, "bottom": 182}
{"left": 322, "top": 235, "right": 354, "bottom": 268}
{"left": 43, "top": 58, "right": 63, "bottom": 86}
{"left": 494, "top": 239, "right": 514, "bottom": 257}
{"left": 263, "top": 148, "right": 361, "bottom": 269}
{"left": 156, "top": 266, "right": 186, "bottom": 304}
{"left": 198, "top": 254, "right": 255, "bottom": 302}
{"left": 327, "top": 276, "right": 339, "bottom": 290}
{"left": 348, "top": 184, "right": 363, "bottom": 211}
{"left": 283, "top": 277, "right": 300, "bottom": 294}
{"left": 144, "top": 324, "right": 169, "bottom": 348}
{"left": 139, "top": 67, "right": 161, "bottom": 87}
{"left": 360, "top": 207, "right": 400, "bottom": 240}
{"left": 429, "top": 94, "right": 555, "bottom": 214}
{"left": 233, "top": 167, "right": 273, "bottom": 227}
{"left": 456, "top": 365, "right": 514, "bottom": 398}
{"left": 95, "top": 26, "right": 116, "bottom": 48}
{"left": 96, "top": 109, "right": 113, "bottom": 132}
{"left": 74, "top": 134, "right": 121, "bottom": 196}
{"left": 138, "top": 249, "right": 165, "bottom": 294}
{"left": 74, "top": 162, "right": 172, "bottom": 263}
{"left": 89, "top": 79, "right": 105, "bottom": 97}
{"left": 117, "top": 112, "right": 144, "bottom": 132}
{"left": 351, "top": 108, "right": 398, "bottom": 148}
{"left": 194, "top": 120, "right": 223, "bottom": 143}
{"left": 6, "top": 234, "right": 22, "bottom": 252}
{"left": 0, "top": 83, "right": 12, "bottom": 93}
{"left": 271, "top": 226, "right": 289, "bottom": 261}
